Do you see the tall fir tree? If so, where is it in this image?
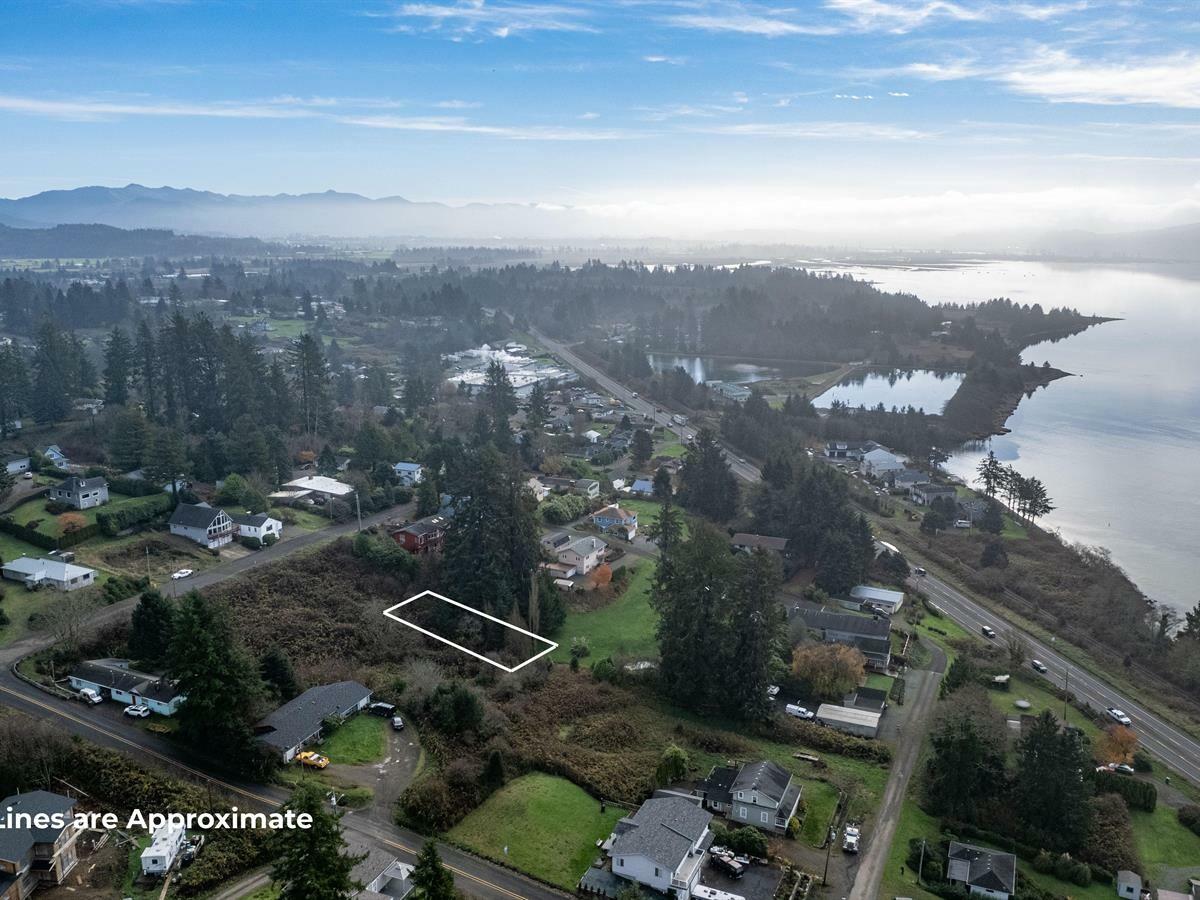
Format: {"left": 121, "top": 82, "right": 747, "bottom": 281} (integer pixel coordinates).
{"left": 410, "top": 841, "right": 457, "bottom": 900}
{"left": 128, "top": 590, "right": 177, "bottom": 667}
{"left": 30, "top": 321, "right": 72, "bottom": 424}
{"left": 102, "top": 326, "right": 133, "bottom": 406}
{"left": 271, "top": 781, "right": 364, "bottom": 900}
{"left": 0, "top": 343, "right": 30, "bottom": 438}
{"left": 134, "top": 319, "right": 159, "bottom": 419}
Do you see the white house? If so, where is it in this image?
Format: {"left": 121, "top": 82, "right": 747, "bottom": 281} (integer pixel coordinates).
{"left": 558, "top": 536, "right": 606, "bottom": 575}
{"left": 232, "top": 512, "right": 283, "bottom": 544}
{"left": 39, "top": 444, "right": 69, "bottom": 467}
{"left": 169, "top": 502, "right": 234, "bottom": 549}
{"left": 52, "top": 475, "right": 109, "bottom": 510}
{"left": 68, "top": 658, "right": 186, "bottom": 716}
{"left": 607, "top": 797, "right": 713, "bottom": 900}
{"left": 525, "top": 476, "right": 551, "bottom": 502}
{"left": 848, "top": 584, "right": 905, "bottom": 614}
{"left": 1, "top": 556, "right": 96, "bottom": 592}
{"left": 859, "top": 447, "right": 905, "bottom": 479}
{"left": 947, "top": 842, "right": 1016, "bottom": 900}
{"left": 583, "top": 429, "right": 602, "bottom": 444}
{"left": 140, "top": 822, "right": 186, "bottom": 876}
{"left": 393, "top": 461, "right": 424, "bottom": 486}
{"left": 284, "top": 474, "right": 355, "bottom": 500}
{"left": 3, "top": 454, "right": 29, "bottom": 475}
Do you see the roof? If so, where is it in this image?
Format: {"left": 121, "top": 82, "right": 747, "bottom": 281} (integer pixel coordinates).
{"left": 2, "top": 453, "right": 29, "bottom": 464}
{"left": 283, "top": 475, "right": 355, "bottom": 497}
{"left": 631, "top": 478, "right": 654, "bottom": 492}
{"left": 70, "top": 658, "right": 183, "bottom": 703}
{"left": 914, "top": 482, "right": 958, "bottom": 495}
{"left": 731, "top": 760, "right": 791, "bottom": 806}
{"left": 796, "top": 608, "right": 891, "bottom": 639}
{"left": 565, "top": 536, "right": 605, "bottom": 557}
{"left": 56, "top": 475, "right": 107, "bottom": 493}
{"left": 849, "top": 585, "right": 905, "bottom": 606}
{"left": 611, "top": 797, "right": 712, "bottom": 871}
{"left": 169, "top": 502, "right": 227, "bottom": 529}
{"left": 593, "top": 504, "right": 635, "bottom": 521}
{"left": 2, "top": 556, "right": 95, "bottom": 583}
{"left": 256, "top": 681, "right": 372, "bottom": 752}
{"left": 575, "top": 478, "right": 600, "bottom": 489}
{"left": 816, "top": 704, "right": 883, "bottom": 728}
{"left": 394, "top": 461, "right": 423, "bottom": 472}
{"left": 698, "top": 765, "right": 737, "bottom": 807}
{"left": 0, "top": 791, "right": 76, "bottom": 863}
{"left": 399, "top": 515, "right": 448, "bottom": 537}
{"left": 231, "top": 512, "right": 279, "bottom": 528}
{"left": 948, "top": 842, "right": 1017, "bottom": 895}
{"left": 730, "top": 533, "right": 789, "bottom": 552}
{"left": 862, "top": 447, "right": 900, "bottom": 463}
{"left": 1117, "top": 871, "right": 1142, "bottom": 889}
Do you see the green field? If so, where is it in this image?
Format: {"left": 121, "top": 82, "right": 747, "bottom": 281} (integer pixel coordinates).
{"left": 322, "top": 714, "right": 388, "bottom": 765}
{"left": 798, "top": 778, "right": 840, "bottom": 846}
{"left": 7, "top": 492, "right": 150, "bottom": 538}
{"left": 611, "top": 498, "right": 690, "bottom": 540}
{"left": 1133, "top": 802, "right": 1200, "bottom": 886}
{"left": 551, "top": 563, "right": 658, "bottom": 663}
{"left": 224, "top": 315, "right": 314, "bottom": 339}
{"left": 448, "top": 774, "right": 622, "bottom": 890}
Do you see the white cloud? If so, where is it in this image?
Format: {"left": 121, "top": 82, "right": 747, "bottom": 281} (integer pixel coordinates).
{"left": 377, "top": 1, "right": 596, "bottom": 38}
{"left": 337, "top": 113, "right": 632, "bottom": 140}
{"left": 578, "top": 111, "right": 601, "bottom": 119}
{"left": 663, "top": 12, "right": 838, "bottom": 37}
{"left": 823, "top": 0, "right": 1087, "bottom": 33}
{"left": 834, "top": 93, "right": 875, "bottom": 100}
{"left": 695, "top": 120, "right": 931, "bottom": 140}
{"left": 436, "top": 99, "right": 482, "bottom": 108}
{"left": 888, "top": 91, "right": 910, "bottom": 97}
{"left": 643, "top": 54, "right": 686, "bottom": 65}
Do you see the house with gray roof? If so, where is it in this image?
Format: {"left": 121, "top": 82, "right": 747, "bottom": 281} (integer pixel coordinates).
{"left": 68, "top": 658, "right": 186, "bottom": 716}
{"left": 168, "top": 502, "right": 234, "bottom": 549}
{"left": 796, "top": 607, "right": 893, "bottom": 670}
{"left": 350, "top": 843, "right": 414, "bottom": 900}
{"left": 51, "top": 476, "right": 108, "bottom": 510}
{"left": 254, "top": 681, "right": 373, "bottom": 763}
{"left": 1, "top": 557, "right": 96, "bottom": 593}
{"left": 0, "top": 790, "right": 80, "bottom": 900}
{"left": 947, "top": 842, "right": 1017, "bottom": 900}
{"left": 606, "top": 797, "right": 713, "bottom": 900}
{"left": 727, "top": 760, "right": 804, "bottom": 834}
{"left": 2, "top": 454, "right": 30, "bottom": 476}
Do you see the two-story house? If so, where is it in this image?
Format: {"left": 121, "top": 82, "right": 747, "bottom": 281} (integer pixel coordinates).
{"left": 393, "top": 461, "right": 424, "bottom": 487}
{"left": 0, "top": 790, "right": 80, "bottom": 900}
{"left": 607, "top": 798, "right": 713, "bottom": 900}
{"left": 696, "top": 760, "right": 804, "bottom": 834}
{"left": 558, "top": 536, "right": 606, "bottom": 576}
{"left": 168, "top": 502, "right": 234, "bottom": 549}
{"left": 51, "top": 476, "right": 109, "bottom": 510}
{"left": 590, "top": 504, "right": 637, "bottom": 539}
{"left": 231, "top": 512, "right": 283, "bottom": 545}
{"left": 391, "top": 515, "right": 449, "bottom": 554}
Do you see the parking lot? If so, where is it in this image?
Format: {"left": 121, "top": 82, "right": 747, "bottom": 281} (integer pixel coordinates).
{"left": 697, "top": 856, "right": 782, "bottom": 900}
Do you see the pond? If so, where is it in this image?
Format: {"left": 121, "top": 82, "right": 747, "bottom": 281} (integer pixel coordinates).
{"left": 645, "top": 353, "right": 829, "bottom": 385}
{"left": 816, "top": 368, "right": 964, "bottom": 413}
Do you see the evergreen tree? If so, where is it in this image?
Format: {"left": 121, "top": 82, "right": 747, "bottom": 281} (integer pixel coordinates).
{"left": 102, "top": 326, "right": 133, "bottom": 406}
{"left": 410, "top": 840, "right": 456, "bottom": 900}
{"left": 107, "top": 407, "right": 151, "bottom": 473}
{"left": 924, "top": 685, "right": 1007, "bottom": 820}
{"left": 723, "top": 548, "right": 784, "bottom": 718}
{"left": 481, "top": 360, "right": 517, "bottom": 446}
{"left": 30, "top": 321, "right": 72, "bottom": 424}
{"left": 134, "top": 319, "right": 159, "bottom": 419}
{"left": 0, "top": 343, "right": 30, "bottom": 438}
{"left": 1015, "top": 710, "right": 1094, "bottom": 851}
{"left": 677, "top": 428, "right": 738, "bottom": 521}
{"left": 260, "top": 646, "right": 300, "bottom": 702}
{"left": 416, "top": 476, "right": 440, "bottom": 517}
{"left": 652, "top": 465, "right": 672, "bottom": 500}
{"left": 128, "top": 590, "right": 176, "bottom": 667}
{"left": 272, "top": 781, "right": 365, "bottom": 900}
{"left": 980, "top": 500, "right": 1004, "bottom": 534}
{"left": 353, "top": 422, "right": 394, "bottom": 472}
{"left": 289, "top": 334, "right": 331, "bottom": 435}
{"left": 317, "top": 444, "right": 339, "bottom": 476}
{"left": 630, "top": 429, "right": 653, "bottom": 469}
{"left": 526, "top": 381, "right": 549, "bottom": 430}
{"left": 145, "top": 427, "right": 187, "bottom": 502}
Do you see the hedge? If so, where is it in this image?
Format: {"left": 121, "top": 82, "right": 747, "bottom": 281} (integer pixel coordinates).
{"left": 96, "top": 493, "right": 173, "bottom": 536}
{"left": 1094, "top": 771, "right": 1157, "bottom": 812}
{"left": 778, "top": 718, "right": 893, "bottom": 764}
{"left": 0, "top": 516, "right": 98, "bottom": 551}
{"left": 1179, "top": 805, "right": 1200, "bottom": 837}
{"left": 108, "top": 476, "right": 168, "bottom": 497}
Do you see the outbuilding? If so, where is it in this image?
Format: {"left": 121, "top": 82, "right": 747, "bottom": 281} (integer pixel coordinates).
{"left": 815, "top": 703, "right": 882, "bottom": 739}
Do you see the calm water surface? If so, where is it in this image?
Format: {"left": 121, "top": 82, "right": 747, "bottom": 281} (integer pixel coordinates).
{"left": 822, "top": 260, "right": 1200, "bottom": 615}
{"left": 816, "top": 368, "right": 964, "bottom": 413}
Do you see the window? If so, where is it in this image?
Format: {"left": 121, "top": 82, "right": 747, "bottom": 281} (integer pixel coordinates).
{"left": 737, "top": 807, "right": 746, "bottom": 819}
{"left": 616, "top": 859, "right": 623, "bottom": 868}
{"left": 654, "top": 868, "right": 661, "bottom": 878}
{"left": 760, "top": 811, "right": 769, "bottom": 823}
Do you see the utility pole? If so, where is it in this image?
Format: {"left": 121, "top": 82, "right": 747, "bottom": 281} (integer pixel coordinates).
{"left": 918, "top": 838, "right": 926, "bottom": 885}
{"left": 355, "top": 491, "right": 362, "bottom": 532}
{"left": 1063, "top": 663, "right": 1070, "bottom": 724}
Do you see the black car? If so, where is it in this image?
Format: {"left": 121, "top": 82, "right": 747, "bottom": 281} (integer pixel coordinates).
{"left": 368, "top": 701, "right": 397, "bottom": 717}
{"left": 391, "top": 715, "right": 405, "bottom": 731}
{"left": 710, "top": 854, "right": 745, "bottom": 879}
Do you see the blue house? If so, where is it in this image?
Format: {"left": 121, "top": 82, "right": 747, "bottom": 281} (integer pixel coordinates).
{"left": 630, "top": 478, "right": 654, "bottom": 497}
{"left": 591, "top": 504, "right": 637, "bottom": 539}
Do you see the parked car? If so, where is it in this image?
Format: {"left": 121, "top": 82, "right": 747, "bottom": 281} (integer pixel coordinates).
{"left": 766, "top": 684, "right": 780, "bottom": 699}
{"left": 785, "top": 704, "right": 815, "bottom": 720}
{"left": 296, "top": 751, "right": 329, "bottom": 769}
{"left": 21, "top": 471, "right": 32, "bottom": 479}
{"left": 710, "top": 854, "right": 745, "bottom": 879}
{"left": 171, "top": 568, "right": 193, "bottom": 580}
{"left": 391, "top": 716, "right": 405, "bottom": 731}
{"left": 914, "top": 566, "right": 927, "bottom": 576}
{"left": 842, "top": 824, "right": 861, "bottom": 853}
{"left": 1113, "top": 763, "right": 1135, "bottom": 775}
{"left": 123, "top": 704, "right": 151, "bottom": 718}
{"left": 1106, "top": 707, "right": 1133, "bottom": 727}
{"left": 369, "top": 701, "right": 397, "bottom": 717}
{"left": 77, "top": 688, "right": 102, "bottom": 705}
{"left": 954, "top": 519, "right": 971, "bottom": 529}
{"left": 1031, "top": 659, "right": 1048, "bottom": 673}
{"left": 981, "top": 625, "right": 997, "bottom": 639}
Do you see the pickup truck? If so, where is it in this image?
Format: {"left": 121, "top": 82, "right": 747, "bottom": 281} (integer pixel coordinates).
{"left": 842, "top": 824, "right": 861, "bottom": 853}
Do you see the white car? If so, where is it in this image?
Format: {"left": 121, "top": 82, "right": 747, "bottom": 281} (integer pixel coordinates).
{"left": 123, "top": 704, "right": 151, "bottom": 718}
{"left": 842, "top": 825, "right": 861, "bottom": 853}
{"left": 1106, "top": 707, "right": 1133, "bottom": 727}
{"left": 171, "top": 568, "right": 194, "bottom": 580}
{"left": 785, "top": 704, "right": 815, "bottom": 720}
{"left": 766, "top": 685, "right": 780, "bottom": 699}
{"left": 77, "top": 688, "right": 102, "bottom": 705}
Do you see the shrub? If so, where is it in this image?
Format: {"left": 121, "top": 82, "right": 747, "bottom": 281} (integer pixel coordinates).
{"left": 1053, "top": 853, "right": 1076, "bottom": 882}
{"left": 1179, "top": 804, "right": 1200, "bottom": 837}
{"left": 542, "top": 493, "right": 586, "bottom": 524}
{"left": 44, "top": 500, "right": 71, "bottom": 515}
{"left": 1094, "top": 770, "right": 1157, "bottom": 812}
{"left": 1082, "top": 793, "right": 1141, "bottom": 875}
{"left": 711, "top": 824, "right": 768, "bottom": 858}
{"left": 96, "top": 493, "right": 172, "bottom": 536}
{"left": 1132, "top": 750, "right": 1153, "bottom": 773}
{"left": 100, "top": 575, "right": 148, "bottom": 605}
{"left": 108, "top": 476, "right": 166, "bottom": 497}
{"left": 1032, "top": 850, "right": 1054, "bottom": 874}
{"left": 1071, "top": 862, "right": 1092, "bottom": 887}
{"left": 776, "top": 718, "right": 892, "bottom": 764}
{"left": 262, "top": 533, "right": 278, "bottom": 547}
{"left": 240, "top": 536, "right": 263, "bottom": 550}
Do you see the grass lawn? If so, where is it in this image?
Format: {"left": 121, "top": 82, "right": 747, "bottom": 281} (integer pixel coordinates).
{"left": 988, "top": 676, "right": 1102, "bottom": 742}
{"left": 654, "top": 436, "right": 687, "bottom": 458}
{"left": 7, "top": 492, "right": 150, "bottom": 539}
{"left": 880, "top": 796, "right": 941, "bottom": 900}
{"left": 224, "top": 315, "right": 313, "bottom": 339}
{"left": 275, "top": 768, "right": 374, "bottom": 808}
{"left": 0, "top": 530, "right": 45, "bottom": 564}
{"left": 242, "top": 886, "right": 279, "bottom": 900}
{"left": 274, "top": 506, "right": 333, "bottom": 531}
{"left": 799, "top": 778, "right": 840, "bottom": 847}
{"left": 1133, "top": 803, "right": 1200, "bottom": 886}
{"left": 120, "top": 834, "right": 159, "bottom": 900}
{"left": 611, "top": 498, "right": 690, "bottom": 540}
{"left": 551, "top": 563, "right": 658, "bottom": 663}
{"left": 448, "top": 773, "right": 622, "bottom": 890}
{"left": 865, "top": 673, "right": 895, "bottom": 692}
{"left": 322, "top": 714, "right": 387, "bottom": 765}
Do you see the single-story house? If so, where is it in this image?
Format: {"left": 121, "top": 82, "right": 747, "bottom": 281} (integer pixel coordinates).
{"left": 51, "top": 476, "right": 109, "bottom": 510}
{"left": 169, "top": 502, "right": 234, "bottom": 549}
{"left": 859, "top": 447, "right": 905, "bottom": 479}
{"left": 391, "top": 515, "right": 449, "bottom": 554}
{"left": 574, "top": 478, "right": 601, "bottom": 499}
{"left": 68, "top": 658, "right": 186, "bottom": 716}
{"left": 255, "top": 680, "right": 373, "bottom": 763}
{"left": 558, "top": 536, "right": 606, "bottom": 575}
{"left": 232, "top": 512, "right": 283, "bottom": 543}
{"left": 629, "top": 478, "right": 654, "bottom": 497}
{"left": 947, "top": 842, "right": 1017, "bottom": 900}
{"left": 541, "top": 531, "right": 572, "bottom": 552}
{"left": 283, "top": 475, "right": 355, "bottom": 500}
{"left": 591, "top": 504, "right": 637, "bottom": 539}
{"left": 38, "top": 445, "right": 69, "bottom": 467}
{"left": 847, "top": 585, "right": 905, "bottom": 615}
{"left": 729, "top": 533, "right": 789, "bottom": 555}
{"left": 140, "top": 823, "right": 186, "bottom": 877}
{"left": 911, "top": 483, "right": 959, "bottom": 507}
{"left": 2, "top": 454, "right": 29, "bottom": 476}
{"left": 1116, "top": 870, "right": 1142, "bottom": 900}
{"left": 815, "top": 704, "right": 882, "bottom": 739}
{"left": 606, "top": 797, "right": 713, "bottom": 900}
{"left": 1, "top": 557, "right": 96, "bottom": 592}
{"left": 888, "top": 468, "right": 926, "bottom": 490}
{"left": 697, "top": 760, "right": 803, "bottom": 834}
{"left": 393, "top": 461, "right": 424, "bottom": 487}
{"left": 583, "top": 429, "right": 602, "bottom": 444}
{"left": 796, "top": 607, "right": 892, "bottom": 670}
{"left": 525, "top": 476, "right": 551, "bottom": 502}
{"left": 707, "top": 381, "right": 752, "bottom": 403}
{"left": 537, "top": 475, "right": 575, "bottom": 494}
{"left": 351, "top": 844, "right": 414, "bottom": 900}
{"left": 0, "top": 790, "right": 80, "bottom": 898}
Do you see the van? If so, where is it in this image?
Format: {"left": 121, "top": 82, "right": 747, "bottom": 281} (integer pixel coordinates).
{"left": 78, "top": 688, "right": 102, "bottom": 705}
{"left": 981, "top": 625, "right": 996, "bottom": 639}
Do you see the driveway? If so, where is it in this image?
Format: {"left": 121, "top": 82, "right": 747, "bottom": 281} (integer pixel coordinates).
{"left": 327, "top": 722, "right": 425, "bottom": 826}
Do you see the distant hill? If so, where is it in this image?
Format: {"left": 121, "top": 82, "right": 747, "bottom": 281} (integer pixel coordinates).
{"left": 0, "top": 183, "right": 595, "bottom": 240}
{"left": 0, "top": 223, "right": 291, "bottom": 258}
{"left": 1035, "top": 222, "right": 1200, "bottom": 262}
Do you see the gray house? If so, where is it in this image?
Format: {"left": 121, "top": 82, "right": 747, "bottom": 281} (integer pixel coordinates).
{"left": 254, "top": 680, "right": 373, "bottom": 763}
{"left": 0, "top": 790, "right": 81, "bottom": 899}
{"left": 796, "top": 607, "right": 892, "bottom": 670}
{"left": 911, "top": 482, "right": 958, "bottom": 507}
{"left": 351, "top": 843, "right": 414, "bottom": 900}
{"left": 697, "top": 760, "right": 803, "bottom": 834}
{"left": 51, "top": 476, "right": 109, "bottom": 510}
{"left": 947, "top": 842, "right": 1017, "bottom": 900}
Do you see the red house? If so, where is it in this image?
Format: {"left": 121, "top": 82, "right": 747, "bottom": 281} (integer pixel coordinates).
{"left": 391, "top": 515, "right": 449, "bottom": 554}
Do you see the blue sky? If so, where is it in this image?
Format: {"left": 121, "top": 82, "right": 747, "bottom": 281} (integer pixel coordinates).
{"left": 1, "top": 0, "right": 1198, "bottom": 239}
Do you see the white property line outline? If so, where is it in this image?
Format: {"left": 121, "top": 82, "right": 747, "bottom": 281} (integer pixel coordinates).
{"left": 383, "top": 589, "right": 559, "bottom": 673}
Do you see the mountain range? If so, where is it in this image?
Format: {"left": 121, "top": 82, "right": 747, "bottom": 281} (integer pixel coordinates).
{"left": 0, "top": 223, "right": 295, "bottom": 259}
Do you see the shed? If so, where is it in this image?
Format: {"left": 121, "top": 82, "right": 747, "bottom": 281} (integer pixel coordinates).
{"left": 815, "top": 703, "right": 881, "bottom": 738}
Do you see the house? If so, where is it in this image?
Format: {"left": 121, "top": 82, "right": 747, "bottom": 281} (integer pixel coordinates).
{"left": 947, "top": 842, "right": 1017, "bottom": 900}
{"left": 1116, "top": 871, "right": 1142, "bottom": 900}
{"left": 391, "top": 515, "right": 449, "bottom": 554}
{"left": 351, "top": 844, "right": 414, "bottom": 900}
{"left": 2, "top": 455, "right": 29, "bottom": 476}
{"left": 796, "top": 608, "right": 892, "bottom": 670}
{"left": 1, "top": 557, "right": 96, "bottom": 592}
{"left": 591, "top": 504, "right": 637, "bottom": 539}
{"left": 283, "top": 475, "right": 355, "bottom": 501}
{"left": 699, "top": 760, "right": 803, "bottom": 834}
{"left": 707, "top": 381, "right": 752, "bottom": 403}
{"left": 232, "top": 512, "right": 283, "bottom": 544}
{"left": 729, "top": 533, "right": 789, "bottom": 555}
{"left": 888, "top": 468, "right": 925, "bottom": 490}
{"left": 607, "top": 797, "right": 713, "bottom": 900}
{"left": 848, "top": 585, "right": 905, "bottom": 615}
{"left": 859, "top": 447, "right": 905, "bottom": 479}
{"left": 0, "top": 790, "right": 80, "bottom": 900}
{"left": 823, "top": 440, "right": 876, "bottom": 460}
{"left": 254, "top": 680, "right": 372, "bottom": 763}
{"left": 526, "top": 476, "right": 551, "bottom": 502}
{"left": 815, "top": 703, "right": 882, "bottom": 738}
{"left": 38, "top": 445, "right": 68, "bottom": 468}
{"left": 911, "top": 483, "right": 958, "bottom": 507}
{"left": 140, "top": 823, "right": 186, "bottom": 877}
{"left": 630, "top": 478, "right": 654, "bottom": 497}
{"left": 844, "top": 686, "right": 889, "bottom": 712}
{"left": 67, "top": 658, "right": 186, "bottom": 716}
{"left": 169, "top": 502, "right": 234, "bottom": 549}
{"left": 538, "top": 475, "right": 575, "bottom": 494}
{"left": 393, "top": 461, "right": 424, "bottom": 487}
{"left": 51, "top": 476, "right": 109, "bottom": 510}
{"left": 558, "top": 536, "right": 606, "bottom": 575}
{"left": 541, "top": 531, "right": 572, "bottom": 552}
{"left": 583, "top": 429, "right": 602, "bottom": 444}
{"left": 574, "top": 478, "right": 601, "bottom": 499}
